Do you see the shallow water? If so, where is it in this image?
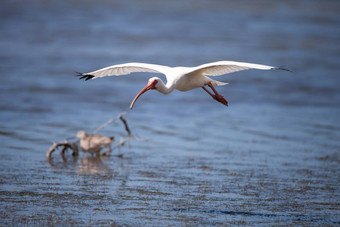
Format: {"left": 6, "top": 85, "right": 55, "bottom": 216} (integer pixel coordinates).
{"left": 1, "top": 0, "right": 340, "bottom": 225}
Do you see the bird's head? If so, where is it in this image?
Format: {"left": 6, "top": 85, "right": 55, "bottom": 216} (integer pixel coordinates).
{"left": 76, "top": 130, "right": 87, "bottom": 139}
{"left": 130, "top": 77, "right": 159, "bottom": 110}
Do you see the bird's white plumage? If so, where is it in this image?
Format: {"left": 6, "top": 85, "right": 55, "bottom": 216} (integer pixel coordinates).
{"left": 191, "top": 61, "right": 274, "bottom": 77}
{"left": 87, "top": 62, "right": 171, "bottom": 78}
{"left": 80, "top": 60, "right": 284, "bottom": 109}
{"left": 85, "top": 61, "right": 275, "bottom": 81}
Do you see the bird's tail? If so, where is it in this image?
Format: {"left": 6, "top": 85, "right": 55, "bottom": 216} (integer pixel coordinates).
{"left": 211, "top": 80, "right": 229, "bottom": 86}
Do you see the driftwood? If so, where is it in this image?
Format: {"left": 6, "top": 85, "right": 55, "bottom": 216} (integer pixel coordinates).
{"left": 119, "top": 114, "right": 131, "bottom": 137}
{"left": 93, "top": 112, "right": 132, "bottom": 156}
{"left": 46, "top": 141, "right": 78, "bottom": 160}
{"left": 111, "top": 114, "right": 133, "bottom": 149}
{"left": 93, "top": 112, "right": 127, "bottom": 134}
{"left": 93, "top": 112, "right": 133, "bottom": 155}
{"left": 46, "top": 112, "right": 136, "bottom": 160}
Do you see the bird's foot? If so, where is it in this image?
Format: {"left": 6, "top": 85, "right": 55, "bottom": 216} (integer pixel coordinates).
{"left": 213, "top": 94, "right": 228, "bottom": 106}
{"left": 202, "top": 84, "right": 229, "bottom": 106}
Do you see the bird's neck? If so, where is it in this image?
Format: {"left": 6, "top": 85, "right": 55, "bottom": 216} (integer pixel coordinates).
{"left": 156, "top": 79, "right": 175, "bottom": 95}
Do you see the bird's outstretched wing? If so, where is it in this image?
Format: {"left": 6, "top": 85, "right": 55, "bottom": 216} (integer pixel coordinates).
{"left": 76, "top": 62, "right": 171, "bottom": 80}
{"left": 189, "top": 61, "right": 289, "bottom": 76}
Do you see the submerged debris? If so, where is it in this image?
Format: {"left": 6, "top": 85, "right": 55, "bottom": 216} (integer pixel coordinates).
{"left": 46, "top": 112, "right": 136, "bottom": 160}
{"left": 46, "top": 141, "right": 78, "bottom": 160}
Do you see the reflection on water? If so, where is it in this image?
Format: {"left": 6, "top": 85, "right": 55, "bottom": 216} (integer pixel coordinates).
{"left": 46, "top": 150, "right": 116, "bottom": 175}
{"left": 77, "top": 156, "right": 111, "bottom": 174}
{"left": 0, "top": 0, "right": 340, "bottom": 225}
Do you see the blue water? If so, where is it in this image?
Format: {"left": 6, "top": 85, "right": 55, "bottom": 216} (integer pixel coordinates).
{"left": 1, "top": 0, "right": 339, "bottom": 225}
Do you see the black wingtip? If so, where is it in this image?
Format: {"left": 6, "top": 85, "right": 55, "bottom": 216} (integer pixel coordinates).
{"left": 272, "top": 66, "right": 292, "bottom": 72}
{"left": 75, "top": 72, "right": 95, "bottom": 80}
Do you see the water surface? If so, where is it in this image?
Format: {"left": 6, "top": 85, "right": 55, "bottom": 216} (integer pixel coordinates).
{"left": 1, "top": 0, "right": 339, "bottom": 225}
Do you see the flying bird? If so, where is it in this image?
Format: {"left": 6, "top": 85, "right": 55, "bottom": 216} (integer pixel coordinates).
{"left": 77, "top": 61, "right": 288, "bottom": 109}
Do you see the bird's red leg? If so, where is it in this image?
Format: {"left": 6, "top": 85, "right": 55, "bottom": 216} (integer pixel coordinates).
{"left": 202, "top": 86, "right": 215, "bottom": 98}
{"left": 202, "top": 83, "right": 228, "bottom": 106}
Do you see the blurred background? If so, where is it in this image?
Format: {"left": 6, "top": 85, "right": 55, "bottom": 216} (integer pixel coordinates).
{"left": 0, "top": 0, "right": 339, "bottom": 225}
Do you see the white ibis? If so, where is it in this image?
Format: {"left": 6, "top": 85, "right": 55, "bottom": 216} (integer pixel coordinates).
{"left": 76, "top": 131, "right": 114, "bottom": 156}
{"left": 77, "top": 61, "right": 288, "bottom": 109}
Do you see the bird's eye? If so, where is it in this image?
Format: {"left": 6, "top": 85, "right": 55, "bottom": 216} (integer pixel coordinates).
{"left": 149, "top": 79, "right": 158, "bottom": 89}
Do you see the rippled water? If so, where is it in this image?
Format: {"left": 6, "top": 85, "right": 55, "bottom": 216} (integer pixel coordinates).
{"left": 1, "top": 0, "right": 340, "bottom": 225}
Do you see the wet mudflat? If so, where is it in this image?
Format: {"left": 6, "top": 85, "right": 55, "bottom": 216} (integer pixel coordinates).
{"left": 1, "top": 0, "right": 340, "bottom": 226}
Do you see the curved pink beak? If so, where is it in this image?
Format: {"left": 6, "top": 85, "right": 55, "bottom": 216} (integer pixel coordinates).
{"left": 130, "top": 80, "right": 157, "bottom": 110}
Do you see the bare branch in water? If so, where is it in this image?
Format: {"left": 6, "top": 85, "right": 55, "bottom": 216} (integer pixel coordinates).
{"left": 93, "top": 112, "right": 127, "bottom": 134}
{"left": 112, "top": 136, "right": 133, "bottom": 150}
{"left": 119, "top": 115, "right": 132, "bottom": 137}
{"left": 46, "top": 141, "right": 78, "bottom": 160}
{"left": 47, "top": 111, "right": 144, "bottom": 159}
{"left": 103, "top": 114, "right": 133, "bottom": 154}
